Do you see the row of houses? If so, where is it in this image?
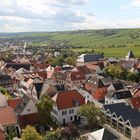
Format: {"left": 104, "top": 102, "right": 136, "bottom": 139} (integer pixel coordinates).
{"left": 0, "top": 50, "right": 140, "bottom": 139}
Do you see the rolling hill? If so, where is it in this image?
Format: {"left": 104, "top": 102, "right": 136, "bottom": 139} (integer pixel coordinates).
{"left": 1, "top": 28, "right": 140, "bottom": 49}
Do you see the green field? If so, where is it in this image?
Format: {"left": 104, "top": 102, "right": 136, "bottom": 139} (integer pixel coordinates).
{"left": 72, "top": 46, "right": 140, "bottom": 58}
{"left": 1, "top": 28, "right": 140, "bottom": 48}
{"left": 1, "top": 28, "right": 140, "bottom": 57}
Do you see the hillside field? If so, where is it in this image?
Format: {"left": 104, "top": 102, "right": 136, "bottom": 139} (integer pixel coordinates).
{"left": 71, "top": 46, "right": 140, "bottom": 58}
{"left": 1, "top": 28, "right": 140, "bottom": 57}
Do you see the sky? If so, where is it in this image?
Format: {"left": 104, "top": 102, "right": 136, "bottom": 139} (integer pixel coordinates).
{"left": 0, "top": 0, "right": 140, "bottom": 32}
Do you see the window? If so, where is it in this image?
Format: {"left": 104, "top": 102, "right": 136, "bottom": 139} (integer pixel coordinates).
{"left": 72, "top": 109, "right": 74, "bottom": 113}
{"left": 70, "top": 116, "right": 73, "bottom": 121}
{"left": 62, "top": 110, "right": 67, "bottom": 115}
{"left": 69, "top": 109, "right": 74, "bottom": 114}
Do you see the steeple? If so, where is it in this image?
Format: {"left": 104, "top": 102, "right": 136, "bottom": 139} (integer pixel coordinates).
{"left": 125, "top": 51, "right": 135, "bottom": 61}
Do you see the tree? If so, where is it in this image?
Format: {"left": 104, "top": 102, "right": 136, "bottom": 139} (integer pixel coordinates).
{"left": 36, "top": 94, "right": 55, "bottom": 128}
{"left": 78, "top": 103, "right": 105, "bottom": 130}
{"left": 61, "top": 123, "right": 79, "bottom": 140}
{"left": 45, "top": 129, "right": 61, "bottom": 140}
{"left": 126, "top": 72, "right": 139, "bottom": 83}
{"left": 21, "top": 125, "right": 44, "bottom": 140}
{"left": 49, "top": 57, "right": 64, "bottom": 67}
{"left": 65, "top": 56, "right": 76, "bottom": 66}
{"left": 104, "top": 64, "right": 127, "bottom": 79}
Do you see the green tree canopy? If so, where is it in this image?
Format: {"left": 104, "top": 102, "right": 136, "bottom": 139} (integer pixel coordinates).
{"left": 104, "top": 64, "right": 127, "bottom": 79}
{"left": 45, "top": 129, "right": 61, "bottom": 140}
{"left": 21, "top": 125, "right": 44, "bottom": 140}
{"left": 36, "top": 94, "right": 55, "bottom": 128}
{"left": 65, "top": 56, "right": 76, "bottom": 66}
{"left": 126, "top": 72, "right": 139, "bottom": 83}
{"left": 78, "top": 103, "right": 105, "bottom": 130}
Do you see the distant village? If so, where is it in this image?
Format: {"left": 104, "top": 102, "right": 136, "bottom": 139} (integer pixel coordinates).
{"left": 0, "top": 42, "right": 140, "bottom": 140}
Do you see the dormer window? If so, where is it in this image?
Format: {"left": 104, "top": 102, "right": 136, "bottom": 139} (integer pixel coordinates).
{"left": 73, "top": 99, "right": 80, "bottom": 107}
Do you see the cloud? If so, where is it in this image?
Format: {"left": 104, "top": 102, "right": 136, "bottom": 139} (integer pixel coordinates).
{"left": 0, "top": 0, "right": 90, "bottom": 32}
{"left": 122, "top": 0, "right": 140, "bottom": 9}
{"left": 0, "top": 0, "right": 140, "bottom": 32}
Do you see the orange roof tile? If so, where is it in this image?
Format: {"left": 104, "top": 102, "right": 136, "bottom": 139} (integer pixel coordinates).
{"left": 53, "top": 90, "right": 85, "bottom": 110}
{"left": 0, "top": 107, "right": 17, "bottom": 126}
{"left": 8, "top": 98, "right": 22, "bottom": 109}
{"left": 92, "top": 87, "right": 108, "bottom": 101}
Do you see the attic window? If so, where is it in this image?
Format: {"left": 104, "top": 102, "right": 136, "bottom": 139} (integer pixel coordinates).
{"left": 73, "top": 99, "right": 80, "bottom": 106}
{"left": 27, "top": 109, "right": 31, "bottom": 112}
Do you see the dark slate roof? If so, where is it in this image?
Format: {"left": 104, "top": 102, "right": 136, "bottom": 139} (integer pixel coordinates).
{"left": 102, "top": 129, "right": 118, "bottom": 140}
{"left": 103, "top": 103, "right": 140, "bottom": 127}
{"left": 112, "top": 90, "right": 132, "bottom": 99}
{"left": 0, "top": 75, "right": 12, "bottom": 82}
{"left": 6, "top": 63, "right": 31, "bottom": 71}
{"left": 84, "top": 54, "right": 104, "bottom": 62}
{"left": 112, "top": 82, "right": 124, "bottom": 91}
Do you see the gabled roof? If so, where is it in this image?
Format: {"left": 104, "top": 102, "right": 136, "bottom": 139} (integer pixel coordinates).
{"left": 126, "top": 51, "right": 135, "bottom": 59}
{"left": 68, "top": 71, "right": 85, "bottom": 81}
{"left": 86, "top": 75, "right": 105, "bottom": 88}
{"left": 130, "top": 97, "right": 140, "bottom": 108}
{"left": 77, "top": 54, "right": 104, "bottom": 62}
{"left": 103, "top": 103, "right": 140, "bottom": 127}
{"left": 111, "top": 82, "right": 124, "bottom": 91}
{"left": 73, "top": 66, "right": 91, "bottom": 75}
{"left": 92, "top": 87, "right": 108, "bottom": 101}
{"left": 112, "top": 90, "right": 132, "bottom": 99}
{"left": 0, "top": 107, "right": 17, "bottom": 126}
{"left": 89, "top": 128, "right": 118, "bottom": 140}
{"left": 52, "top": 90, "right": 85, "bottom": 110}
{"left": 86, "top": 62, "right": 105, "bottom": 71}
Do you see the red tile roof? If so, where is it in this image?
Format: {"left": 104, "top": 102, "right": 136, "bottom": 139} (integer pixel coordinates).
{"left": 54, "top": 66, "right": 62, "bottom": 72}
{"left": 8, "top": 98, "right": 22, "bottom": 109}
{"left": 53, "top": 90, "right": 85, "bottom": 110}
{"left": 18, "top": 113, "right": 39, "bottom": 128}
{"left": 0, "top": 107, "right": 17, "bottom": 126}
{"left": 76, "top": 66, "right": 91, "bottom": 75}
{"left": 69, "top": 71, "right": 85, "bottom": 81}
{"left": 36, "top": 71, "right": 47, "bottom": 79}
{"left": 92, "top": 87, "right": 108, "bottom": 101}
{"left": 130, "top": 97, "right": 140, "bottom": 108}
